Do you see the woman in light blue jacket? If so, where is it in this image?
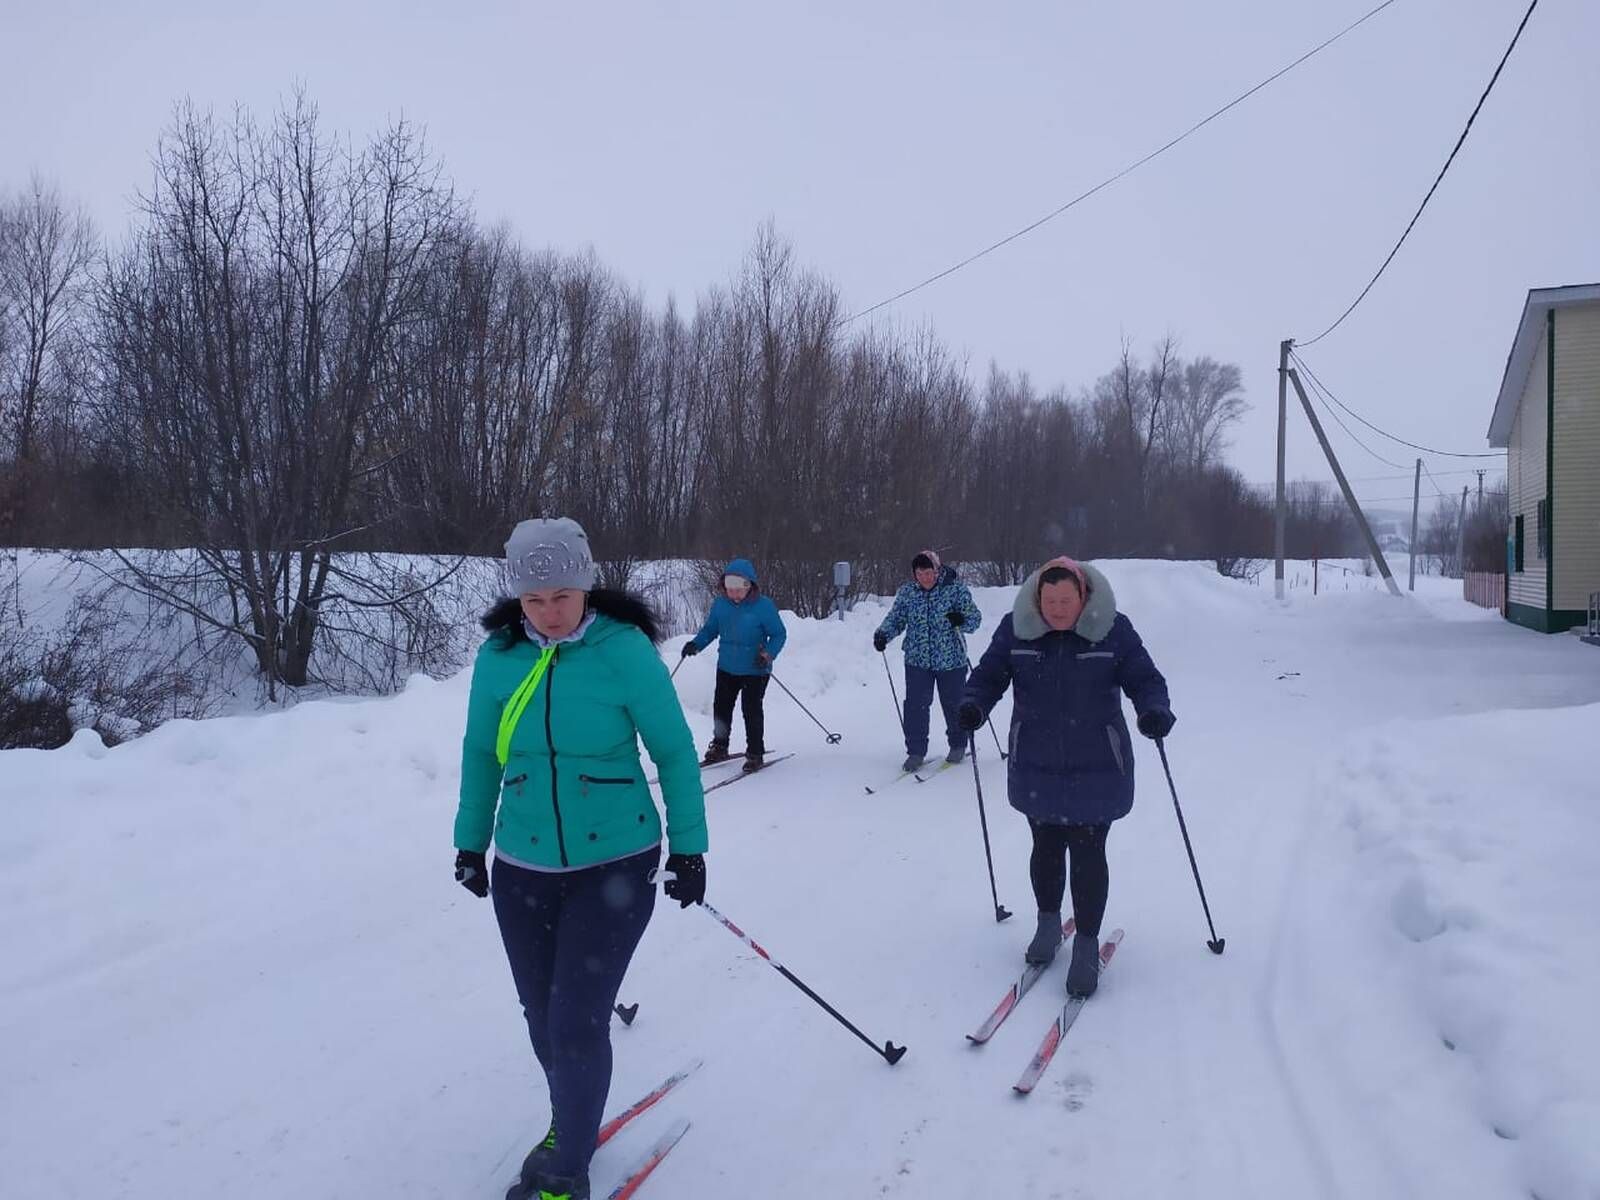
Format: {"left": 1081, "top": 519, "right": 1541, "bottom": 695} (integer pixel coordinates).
{"left": 681, "top": 558, "right": 787, "bottom": 771}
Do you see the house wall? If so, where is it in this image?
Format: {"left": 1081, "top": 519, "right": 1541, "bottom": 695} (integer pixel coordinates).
{"left": 1554, "top": 302, "right": 1600, "bottom": 612}
{"left": 1508, "top": 323, "right": 1548, "bottom": 613}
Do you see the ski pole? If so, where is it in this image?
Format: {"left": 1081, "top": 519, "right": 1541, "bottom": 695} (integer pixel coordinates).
{"left": 700, "top": 902, "right": 906, "bottom": 1065}
{"left": 1157, "top": 739, "right": 1225, "bottom": 954}
{"left": 967, "top": 735, "right": 1013, "bottom": 923}
{"left": 768, "top": 672, "right": 842, "bottom": 744}
{"left": 962, "top": 654, "right": 1007, "bottom": 760}
{"left": 614, "top": 1002, "right": 639, "bottom": 1025}
{"left": 670, "top": 657, "right": 686, "bottom": 681}
{"left": 880, "top": 650, "right": 904, "bottom": 734}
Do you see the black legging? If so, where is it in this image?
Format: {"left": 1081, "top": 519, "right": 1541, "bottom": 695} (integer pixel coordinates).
{"left": 1029, "top": 820, "right": 1111, "bottom": 938}
{"left": 712, "top": 669, "right": 769, "bottom": 752}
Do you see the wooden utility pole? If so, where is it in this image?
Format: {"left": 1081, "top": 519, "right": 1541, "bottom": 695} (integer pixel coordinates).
{"left": 1274, "top": 340, "right": 1290, "bottom": 601}
{"left": 1408, "top": 458, "right": 1422, "bottom": 592}
{"left": 1285, "top": 367, "right": 1402, "bottom": 596}
{"left": 1456, "top": 485, "right": 1469, "bottom": 579}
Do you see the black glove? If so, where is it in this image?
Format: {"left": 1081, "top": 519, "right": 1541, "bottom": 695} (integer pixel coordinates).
{"left": 872, "top": 631, "right": 888, "bottom": 652}
{"left": 756, "top": 648, "right": 772, "bottom": 667}
{"left": 1137, "top": 709, "right": 1176, "bottom": 740}
{"left": 662, "top": 853, "right": 706, "bottom": 908}
{"left": 957, "top": 701, "right": 985, "bottom": 732}
{"left": 681, "top": 641, "right": 700, "bottom": 658}
{"left": 454, "top": 850, "right": 488, "bottom": 898}
{"left": 946, "top": 609, "right": 965, "bottom": 627}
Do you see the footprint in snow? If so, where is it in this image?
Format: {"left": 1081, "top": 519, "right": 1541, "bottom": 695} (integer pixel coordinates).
{"left": 1057, "top": 1070, "right": 1093, "bottom": 1112}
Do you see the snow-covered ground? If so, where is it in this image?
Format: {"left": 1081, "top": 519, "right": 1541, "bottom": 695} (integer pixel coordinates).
{"left": 3, "top": 560, "right": 1597, "bottom": 1199}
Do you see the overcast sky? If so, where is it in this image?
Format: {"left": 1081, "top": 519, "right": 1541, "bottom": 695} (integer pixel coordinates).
{"left": 5, "top": 0, "right": 1595, "bottom": 510}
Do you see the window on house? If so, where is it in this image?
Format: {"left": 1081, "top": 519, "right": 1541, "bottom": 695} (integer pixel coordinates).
{"left": 1537, "top": 498, "right": 1551, "bottom": 560}
{"left": 1515, "top": 514, "right": 1525, "bottom": 573}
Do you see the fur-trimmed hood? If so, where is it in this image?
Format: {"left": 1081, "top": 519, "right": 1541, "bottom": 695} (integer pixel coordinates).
{"left": 1012, "top": 561, "right": 1118, "bottom": 643}
{"left": 481, "top": 588, "right": 663, "bottom": 646}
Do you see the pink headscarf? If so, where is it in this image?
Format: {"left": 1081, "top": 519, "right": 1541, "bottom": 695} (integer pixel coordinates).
{"left": 1040, "top": 556, "right": 1088, "bottom": 595}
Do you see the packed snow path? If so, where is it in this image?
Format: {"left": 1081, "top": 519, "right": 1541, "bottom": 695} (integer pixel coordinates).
{"left": 4, "top": 562, "right": 1597, "bottom": 1199}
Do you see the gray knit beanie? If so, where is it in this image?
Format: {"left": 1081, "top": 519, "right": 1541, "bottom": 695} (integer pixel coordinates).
{"left": 504, "top": 517, "right": 598, "bottom": 593}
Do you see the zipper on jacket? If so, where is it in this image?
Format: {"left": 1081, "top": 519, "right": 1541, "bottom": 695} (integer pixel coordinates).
{"left": 544, "top": 649, "right": 570, "bottom": 867}
{"left": 578, "top": 774, "right": 635, "bottom": 785}
{"left": 502, "top": 772, "right": 528, "bottom": 789}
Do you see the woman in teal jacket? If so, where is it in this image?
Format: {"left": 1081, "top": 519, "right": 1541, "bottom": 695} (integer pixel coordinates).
{"left": 454, "top": 517, "right": 706, "bottom": 1200}
{"left": 680, "top": 557, "right": 787, "bottom": 771}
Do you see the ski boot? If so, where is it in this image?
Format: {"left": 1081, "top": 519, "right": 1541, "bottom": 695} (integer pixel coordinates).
{"left": 505, "top": 1128, "right": 557, "bottom": 1200}
{"left": 743, "top": 747, "right": 765, "bottom": 773}
{"left": 900, "top": 753, "right": 927, "bottom": 773}
{"left": 944, "top": 742, "right": 967, "bottom": 766}
{"left": 1024, "top": 911, "right": 1063, "bottom": 965}
{"left": 701, "top": 738, "right": 731, "bottom": 766}
{"left": 1065, "top": 931, "right": 1102, "bottom": 998}
{"left": 535, "top": 1174, "right": 590, "bottom": 1200}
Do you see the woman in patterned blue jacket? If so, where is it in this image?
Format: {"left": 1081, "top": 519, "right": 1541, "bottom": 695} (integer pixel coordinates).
{"left": 873, "top": 550, "right": 983, "bottom": 772}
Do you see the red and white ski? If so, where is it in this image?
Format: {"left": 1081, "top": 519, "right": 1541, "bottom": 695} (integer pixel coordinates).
{"left": 596, "top": 1059, "right": 703, "bottom": 1148}
{"left": 1011, "top": 929, "right": 1123, "bottom": 1095}
{"left": 965, "top": 919, "right": 1076, "bottom": 1045}
{"left": 604, "top": 1118, "right": 691, "bottom": 1200}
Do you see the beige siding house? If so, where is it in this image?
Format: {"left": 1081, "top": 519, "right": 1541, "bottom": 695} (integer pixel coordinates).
{"left": 1488, "top": 284, "right": 1600, "bottom": 632}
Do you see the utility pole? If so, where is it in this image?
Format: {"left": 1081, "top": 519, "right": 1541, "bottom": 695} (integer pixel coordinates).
{"left": 1456, "top": 485, "right": 1469, "bottom": 579}
{"left": 1408, "top": 458, "right": 1421, "bottom": 592}
{"left": 1274, "top": 340, "right": 1290, "bottom": 601}
{"left": 1476, "top": 469, "right": 1485, "bottom": 503}
{"left": 1285, "top": 367, "right": 1402, "bottom": 596}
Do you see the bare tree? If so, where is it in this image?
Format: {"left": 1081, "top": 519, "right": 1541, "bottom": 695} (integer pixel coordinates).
{"left": 0, "top": 176, "right": 97, "bottom": 464}
{"left": 92, "top": 94, "right": 461, "bottom": 694}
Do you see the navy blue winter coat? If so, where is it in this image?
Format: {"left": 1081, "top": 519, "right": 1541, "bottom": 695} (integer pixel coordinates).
{"left": 962, "top": 562, "right": 1170, "bottom": 826}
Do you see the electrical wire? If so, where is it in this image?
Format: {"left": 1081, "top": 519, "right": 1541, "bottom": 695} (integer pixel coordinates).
{"left": 1291, "top": 349, "right": 1501, "bottom": 458}
{"left": 1298, "top": 0, "right": 1540, "bottom": 345}
{"left": 843, "top": 0, "right": 1404, "bottom": 324}
{"left": 1291, "top": 362, "right": 1410, "bottom": 470}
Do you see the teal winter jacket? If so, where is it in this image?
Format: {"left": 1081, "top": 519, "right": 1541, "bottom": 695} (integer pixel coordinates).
{"left": 455, "top": 592, "right": 708, "bottom": 869}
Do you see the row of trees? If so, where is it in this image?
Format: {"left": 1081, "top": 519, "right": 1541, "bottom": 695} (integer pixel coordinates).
{"left": 2, "top": 92, "right": 1409, "bottom": 695}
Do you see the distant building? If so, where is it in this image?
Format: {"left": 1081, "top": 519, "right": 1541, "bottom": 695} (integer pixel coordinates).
{"left": 1487, "top": 284, "right": 1600, "bottom": 632}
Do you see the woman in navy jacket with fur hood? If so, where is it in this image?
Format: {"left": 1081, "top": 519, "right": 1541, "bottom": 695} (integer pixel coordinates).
{"left": 960, "top": 557, "right": 1173, "bottom": 998}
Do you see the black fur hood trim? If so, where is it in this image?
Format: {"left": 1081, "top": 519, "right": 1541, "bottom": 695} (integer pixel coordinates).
{"left": 480, "top": 589, "right": 663, "bottom": 645}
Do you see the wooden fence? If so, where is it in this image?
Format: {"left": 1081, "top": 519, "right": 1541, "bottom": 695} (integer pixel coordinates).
{"left": 1464, "top": 572, "right": 1506, "bottom": 614}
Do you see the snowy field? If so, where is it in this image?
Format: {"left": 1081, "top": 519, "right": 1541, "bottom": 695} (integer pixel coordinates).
{"left": 3, "top": 560, "right": 1598, "bottom": 1199}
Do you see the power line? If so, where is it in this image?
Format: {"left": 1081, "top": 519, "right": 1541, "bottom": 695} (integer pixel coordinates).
{"left": 843, "top": 0, "right": 1404, "bottom": 325}
{"left": 1291, "top": 349, "right": 1501, "bottom": 458}
{"left": 1298, "top": 0, "right": 1540, "bottom": 346}
{"left": 1292, "top": 361, "right": 1410, "bottom": 469}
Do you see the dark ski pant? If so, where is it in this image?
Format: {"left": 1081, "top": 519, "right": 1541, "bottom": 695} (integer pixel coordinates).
{"left": 492, "top": 848, "right": 659, "bottom": 1179}
{"left": 903, "top": 664, "right": 967, "bottom": 758}
{"left": 1028, "top": 820, "right": 1111, "bottom": 938}
{"left": 712, "top": 669, "right": 769, "bottom": 752}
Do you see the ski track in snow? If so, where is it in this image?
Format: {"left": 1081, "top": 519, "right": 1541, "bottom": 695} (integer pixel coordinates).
{"left": 4, "top": 562, "right": 1598, "bottom": 1199}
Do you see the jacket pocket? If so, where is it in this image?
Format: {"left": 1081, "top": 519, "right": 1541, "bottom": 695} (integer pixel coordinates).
{"left": 502, "top": 772, "right": 528, "bottom": 791}
{"left": 1076, "top": 651, "right": 1114, "bottom": 660}
{"left": 1105, "top": 725, "right": 1126, "bottom": 774}
{"left": 578, "top": 773, "right": 636, "bottom": 795}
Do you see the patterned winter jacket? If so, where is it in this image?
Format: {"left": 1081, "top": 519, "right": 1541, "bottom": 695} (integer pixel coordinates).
{"left": 876, "top": 565, "right": 983, "bottom": 673}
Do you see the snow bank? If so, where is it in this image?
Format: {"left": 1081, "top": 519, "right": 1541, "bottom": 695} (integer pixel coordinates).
{"left": 1328, "top": 708, "right": 1600, "bottom": 1200}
